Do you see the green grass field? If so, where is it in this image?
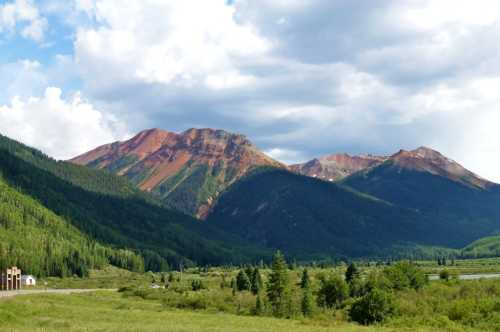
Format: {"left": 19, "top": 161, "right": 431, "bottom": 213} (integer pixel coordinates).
{"left": 2, "top": 258, "right": 500, "bottom": 332}
{"left": 0, "top": 291, "right": 396, "bottom": 332}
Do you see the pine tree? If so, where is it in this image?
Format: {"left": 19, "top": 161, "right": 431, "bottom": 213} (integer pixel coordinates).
{"left": 300, "top": 268, "right": 313, "bottom": 317}
{"left": 245, "top": 266, "right": 254, "bottom": 281}
{"left": 251, "top": 267, "right": 263, "bottom": 295}
{"left": 300, "top": 268, "right": 311, "bottom": 289}
{"left": 255, "top": 292, "right": 264, "bottom": 316}
{"left": 236, "top": 269, "right": 251, "bottom": 291}
{"left": 301, "top": 287, "right": 314, "bottom": 317}
{"left": 266, "top": 251, "right": 291, "bottom": 317}
{"left": 345, "top": 262, "right": 359, "bottom": 284}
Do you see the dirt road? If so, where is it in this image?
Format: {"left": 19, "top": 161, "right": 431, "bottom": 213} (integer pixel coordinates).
{"left": 0, "top": 289, "right": 115, "bottom": 299}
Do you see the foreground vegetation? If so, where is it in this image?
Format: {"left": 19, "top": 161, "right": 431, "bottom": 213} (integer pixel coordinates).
{"left": 0, "top": 292, "right": 395, "bottom": 332}
{"left": 4, "top": 255, "right": 499, "bottom": 332}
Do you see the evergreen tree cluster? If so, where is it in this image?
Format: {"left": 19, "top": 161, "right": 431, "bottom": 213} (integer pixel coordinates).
{"left": 0, "top": 177, "right": 143, "bottom": 277}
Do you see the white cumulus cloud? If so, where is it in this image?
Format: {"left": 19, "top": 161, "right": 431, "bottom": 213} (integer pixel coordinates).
{"left": 0, "top": 0, "right": 48, "bottom": 42}
{"left": 0, "top": 87, "right": 129, "bottom": 159}
{"left": 74, "top": 0, "right": 270, "bottom": 89}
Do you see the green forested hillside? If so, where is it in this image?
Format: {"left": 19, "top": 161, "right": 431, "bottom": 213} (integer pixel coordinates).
{"left": 208, "top": 167, "right": 500, "bottom": 259}
{"left": 0, "top": 134, "right": 144, "bottom": 199}
{"left": 0, "top": 135, "right": 266, "bottom": 275}
{"left": 209, "top": 168, "right": 425, "bottom": 258}
{"left": 341, "top": 162, "right": 500, "bottom": 246}
{"left": 0, "top": 176, "right": 143, "bottom": 277}
{"left": 461, "top": 235, "right": 500, "bottom": 258}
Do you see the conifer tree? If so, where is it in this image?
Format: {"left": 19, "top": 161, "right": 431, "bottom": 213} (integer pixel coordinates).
{"left": 251, "top": 267, "right": 263, "bottom": 295}
{"left": 300, "top": 268, "right": 313, "bottom": 317}
{"left": 255, "top": 292, "right": 264, "bottom": 316}
{"left": 300, "top": 268, "right": 311, "bottom": 289}
{"left": 345, "top": 262, "right": 359, "bottom": 284}
{"left": 236, "top": 269, "right": 251, "bottom": 291}
{"left": 267, "top": 251, "right": 291, "bottom": 317}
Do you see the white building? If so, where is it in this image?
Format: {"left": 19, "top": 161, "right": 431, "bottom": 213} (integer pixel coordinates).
{"left": 21, "top": 275, "right": 36, "bottom": 287}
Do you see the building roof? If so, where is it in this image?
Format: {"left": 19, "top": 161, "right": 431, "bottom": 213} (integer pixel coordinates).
{"left": 21, "top": 275, "right": 36, "bottom": 280}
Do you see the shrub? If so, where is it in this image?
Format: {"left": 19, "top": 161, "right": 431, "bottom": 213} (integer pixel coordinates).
{"left": 384, "top": 261, "right": 427, "bottom": 291}
{"left": 317, "top": 274, "right": 349, "bottom": 309}
{"left": 439, "top": 269, "right": 451, "bottom": 281}
{"left": 349, "top": 288, "right": 396, "bottom": 325}
{"left": 191, "top": 279, "right": 206, "bottom": 291}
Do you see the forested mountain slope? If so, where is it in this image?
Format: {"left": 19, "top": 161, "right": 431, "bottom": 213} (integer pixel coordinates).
{"left": 0, "top": 134, "right": 267, "bottom": 274}
{"left": 208, "top": 167, "right": 500, "bottom": 259}
{"left": 0, "top": 176, "right": 143, "bottom": 277}
{"left": 341, "top": 147, "right": 500, "bottom": 230}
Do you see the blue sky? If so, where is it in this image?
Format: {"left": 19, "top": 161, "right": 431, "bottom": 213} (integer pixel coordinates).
{"left": 1, "top": 0, "right": 500, "bottom": 182}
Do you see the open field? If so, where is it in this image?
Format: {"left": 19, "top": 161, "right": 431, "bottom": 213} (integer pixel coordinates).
{"left": 2, "top": 258, "right": 500, "bottom": 332}
{"left": 0, "top": 291, "right": 393, "bottom": 332}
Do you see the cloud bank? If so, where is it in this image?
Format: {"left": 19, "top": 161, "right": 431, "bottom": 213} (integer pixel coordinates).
{"left": 1, "top": 0, "right": 500, "bottom": 181}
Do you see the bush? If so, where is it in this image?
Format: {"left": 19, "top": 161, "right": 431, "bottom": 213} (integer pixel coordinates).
{"left": 191, "top": 279, "right": 206, "bottom": 291}
{"left": 384, "top": 261, "right": 427, "bottom": 291}
{"left": 317, "top": 274, "right": 349, "bottom": 309}
{"left": 439, "top": 269, "right": 451, "bottom": 281}
{"left": 350, "top": 288, "right": 396, "bottom": 325}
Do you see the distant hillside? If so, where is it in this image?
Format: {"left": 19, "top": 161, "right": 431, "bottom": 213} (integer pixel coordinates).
{"left": 461, "top": 235, "right": 500, "bottom": 258}
{"left": 71, "top": 128, "right": 284, "bottom": 218}
{"left": 209, "top": 168, "right": 429, "bottom": 258}
{"left": 341, "top": 147, "right": 500, "bottom": 224}
{"left": 0, "top": 134, "right": 267, "bottom": 274}
{"left": 208, "top": 166, "right": 500, "bottom": 259}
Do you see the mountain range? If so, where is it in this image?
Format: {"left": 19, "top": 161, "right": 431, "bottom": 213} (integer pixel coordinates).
{"left": 70, "top": 128, "right": 500, "bottom": 257}
{"left": 1, "top": 127, "right": 500, "bottom": 277}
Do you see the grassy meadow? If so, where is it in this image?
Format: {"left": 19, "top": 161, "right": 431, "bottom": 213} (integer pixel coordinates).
{"left": 2, "top": 257, "right": 500, "bottom": 332}
{"left": 0, "top": 291, "right": 394, "bottom": 332}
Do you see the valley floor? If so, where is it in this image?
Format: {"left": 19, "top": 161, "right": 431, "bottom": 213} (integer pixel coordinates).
{"left": 0, "top": 291, "right": 393, "bottom": 332}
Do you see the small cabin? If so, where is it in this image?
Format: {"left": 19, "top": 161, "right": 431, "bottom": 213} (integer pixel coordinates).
{"left": 22, "top": 275, "right": 36, "bottom": 287}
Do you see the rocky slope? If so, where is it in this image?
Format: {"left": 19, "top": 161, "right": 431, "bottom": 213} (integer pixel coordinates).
{"left": 291, "top": 147, "right": 494, "bottom": 189}
{"left": 290, "top": 153, "right": 387, "bottom": 181}
{"left": 387, "top": 147, "right": 493, "bottom": 189}
{"left": 71, "top": 128, "right": 284, "bottom": 218}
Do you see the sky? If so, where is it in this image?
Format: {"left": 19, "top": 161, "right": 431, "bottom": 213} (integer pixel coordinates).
{"left": 0, "top": 0, "right": 499, "bottom": 182}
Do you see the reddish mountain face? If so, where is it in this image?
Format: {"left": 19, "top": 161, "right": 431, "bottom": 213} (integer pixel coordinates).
{"left": 290, "top": 153, "right": 387, "bottom": 181}
{"left": 388, "top": 147, "right": 493, "bottom": 189}
{"left": 71, "top": 128, "right": 284, "bottom": 218}
{"left": 292, "top": 146, "right": 494, "bottom": 189}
